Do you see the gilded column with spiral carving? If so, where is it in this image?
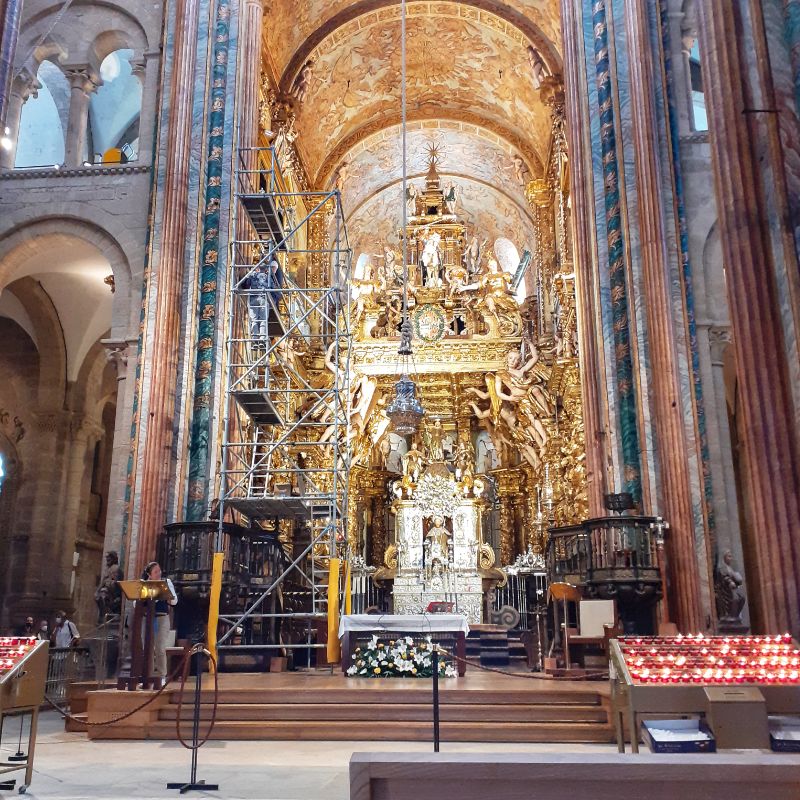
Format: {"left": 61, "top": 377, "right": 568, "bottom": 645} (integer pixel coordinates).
{"left": 492, "top": 468, "right": 524, "bottom": 566}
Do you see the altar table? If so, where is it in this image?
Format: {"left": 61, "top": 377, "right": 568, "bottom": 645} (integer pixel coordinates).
{"left": 339, "top": 614, "right": 470, "bottom": 676}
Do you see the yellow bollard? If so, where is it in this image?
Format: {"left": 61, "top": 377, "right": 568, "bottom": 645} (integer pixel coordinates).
{"left": 206, "top": 552, "right": 224, "bottom": 672}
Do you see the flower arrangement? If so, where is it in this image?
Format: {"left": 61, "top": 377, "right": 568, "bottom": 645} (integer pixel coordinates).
{"left": 346, "top": 635, "right": 458, "bottom": 678}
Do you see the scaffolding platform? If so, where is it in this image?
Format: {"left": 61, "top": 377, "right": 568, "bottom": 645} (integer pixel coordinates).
{"left": 231, "top": 389, "right": 282, "bottom": 425}
{"left": 240, "top": 193, "right": 289, "bottom": 247}
{"left": 226, "top": 496, "right": 340, "bottom": 520}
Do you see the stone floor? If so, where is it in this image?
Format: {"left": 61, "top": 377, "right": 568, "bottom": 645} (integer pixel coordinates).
{"left": 2, "top": 711, "right": 621, "bottom": 799}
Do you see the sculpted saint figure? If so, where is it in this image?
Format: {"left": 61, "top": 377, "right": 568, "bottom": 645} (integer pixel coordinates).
{"left": 443, "top": 182, "right": 457, "bottom": 215}
{"left": 421, "top": 230, "right": 443, "bottom": 287}
{"left": 402, "top": 440, "right": 425, "bottom": 482}
{"left": 425, "top": 515, "right": 450, "bottom": 568}
{"left": 423, "top": 418, "right": 446, "bottom": 462}
{"left": 716, "top": 550, "right": 746, "bottom": 622}
{"left": 406, "top": 183, "right": 420, "bottom": 217}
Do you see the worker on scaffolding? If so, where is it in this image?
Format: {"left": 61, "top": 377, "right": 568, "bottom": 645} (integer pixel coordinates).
{"left": 243, "top": 242, "right": 283, "bottom": 346}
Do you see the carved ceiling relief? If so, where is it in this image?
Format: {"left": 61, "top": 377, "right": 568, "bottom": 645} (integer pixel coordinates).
{"left": 264, "top": 0, "right": 562, "bottom": 93}
{"left": 286, "top": 10, "right": 552, "bottom": 175}
{"left": 329, "top": 124, "right": 536, "bottom": 216}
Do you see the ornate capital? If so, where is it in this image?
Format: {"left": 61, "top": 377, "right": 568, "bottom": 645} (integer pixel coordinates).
{"left": 708, "top": 325, "right": 732, "bottom": 365}
{"left": 102, "top": 338, "right": 135, "bottom": 381}
{"left": 65, "top": 67, "right": 100, "bottom": 95}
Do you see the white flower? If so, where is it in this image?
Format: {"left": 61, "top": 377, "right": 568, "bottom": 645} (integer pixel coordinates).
{"left": 405, "top": 636, "right": 414, "bottom": 645}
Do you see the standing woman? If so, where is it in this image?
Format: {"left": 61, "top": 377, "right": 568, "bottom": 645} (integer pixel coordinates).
{"left": 141, "top": 561, "right": 178, "bottom": 684}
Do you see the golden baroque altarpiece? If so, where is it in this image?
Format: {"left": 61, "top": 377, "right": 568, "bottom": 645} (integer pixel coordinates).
{"left": 260, "top": 76, "right": 586, "bottom": 617}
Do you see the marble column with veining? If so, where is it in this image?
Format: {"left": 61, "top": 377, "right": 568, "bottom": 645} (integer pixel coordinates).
{"left": 560, "top": 0, "right": 608, "bottom": 516}
{"left": 623, "top": 0, "right": 705, "bottom": 631}
{"left": 134, "top": 0, "right": 202, "bottom": 573}
{"left": 697, "top": 0, "right": 800, "bottom": 637}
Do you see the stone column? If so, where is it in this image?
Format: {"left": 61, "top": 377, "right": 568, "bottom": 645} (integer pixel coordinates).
{"left": 623, "top": 0, "right": 706, "bottom": 631}
{"left": 559, "top": 0, "right": 608, "bottom": 516}
{"left": 64, "top": 68, "right": 98, "bottom": 167}
{"left": 101, "top": 338, "right": 136, "bottom": 562}
{"left": 130, "top": 50, "right": 159, "bottom": 164}
{"left": 707, "top": 325, "right": 749, "bottom": 625}
{"left": 0, "top": 71, "right": 37, "bottom": 169}
{"left": 697, "top": 1, "right": 800, "bottom": 636}
{"left": 238, "top": 0, "right": 265, "bottom": 152}
{"left": 134, "top": 0, "right": 201, "bottom": 573}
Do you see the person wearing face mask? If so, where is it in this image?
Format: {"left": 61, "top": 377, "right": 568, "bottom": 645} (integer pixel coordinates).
{"left": 37, "top": 619, "right": 49, "bottom": 641}
{"left": 141, "top": 561, "right": 178, "bottom": 684}
{"left": 15, "top": 615, "right": 35, "bottom": 637}
{"left": 52, "top": 611, "right": 80, "bottom": 648}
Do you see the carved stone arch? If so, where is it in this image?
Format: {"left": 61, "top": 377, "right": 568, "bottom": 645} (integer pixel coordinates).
{"left": 0, "top": 216, "right": 135, "bottom": 335}
{"left": 4, "top": 278, "right": 68, "bottom": 411}
{"left": 88, "top": 27, "right": 149, "bottom": 75}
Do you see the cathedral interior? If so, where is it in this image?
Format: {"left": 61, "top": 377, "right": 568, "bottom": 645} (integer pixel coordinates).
{"left": 1, "top": 0, "right": 800, "bottom": 788}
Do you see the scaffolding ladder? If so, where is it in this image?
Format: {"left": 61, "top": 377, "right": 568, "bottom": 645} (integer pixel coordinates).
{"left": 216, "top": 145, "right": 351, "bottom": 668}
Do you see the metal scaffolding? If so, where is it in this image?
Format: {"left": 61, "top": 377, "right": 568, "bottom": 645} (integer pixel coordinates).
{"left": 216, "top": 145, "right": 351, "bottom": 666}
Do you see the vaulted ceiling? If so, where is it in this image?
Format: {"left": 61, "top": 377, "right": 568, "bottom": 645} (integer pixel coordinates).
{"left": 262, "top": 0, "right": 562, "bottom": 262}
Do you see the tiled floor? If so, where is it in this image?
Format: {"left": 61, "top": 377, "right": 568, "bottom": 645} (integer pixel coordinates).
{"left": 2, "top": 710, "right": 620, "bottom": 799}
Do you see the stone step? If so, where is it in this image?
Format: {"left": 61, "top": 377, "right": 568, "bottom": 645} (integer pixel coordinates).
{"left": 159, "top": 702, "right": 608, "bottom": 724}
{"left": 142, "top": 718, "right": 616, "bottom": 743}
{"left": 167, "top": 687, "right": 604, "bottom": 706}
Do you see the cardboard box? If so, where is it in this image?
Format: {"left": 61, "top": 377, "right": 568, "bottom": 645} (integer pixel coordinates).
{"left": 642, "top": 719, "right": 716, "bottom": 753}
{"left": 769, "top": 715, "right": 800, "bottom": 753}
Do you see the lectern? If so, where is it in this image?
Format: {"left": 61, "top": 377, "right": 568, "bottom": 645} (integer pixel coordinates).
{"left": 117, "top": 579, "right": 172, "bottom": 691}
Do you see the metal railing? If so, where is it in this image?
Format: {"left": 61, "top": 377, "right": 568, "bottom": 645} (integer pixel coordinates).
{"left": 46, "top": 647, "right": 94, "bottom": 704}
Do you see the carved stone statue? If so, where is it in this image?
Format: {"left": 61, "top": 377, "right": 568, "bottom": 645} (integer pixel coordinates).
{"left": 421, "top": 230, "right": 443, "bottom": 287}
{"left": 291, "top": 59, "right": 315, "bottom": 103}
{"left": 332, "top": 160, "right": 351, "bottom": 194}
{"left": 406, "top": 183, "right": 420, "bottom": 217}
{"left": 512, "top": 154, "right": 530, "bottom": 187}
{"left": 715, "top": 550, "right": 746, "bottom": 623}
{"left": 425, "top": 515, "right": 450, "bottom": 570}
{"left": 476, "top": 259, "right": 522, "bottom": 336}
{"left": 462, "top": 235, "right": 485, "bottom": 278}
{"left": 423, "top": 419, "right": 445, "bottom": 462}
{"left": 95, "top": 550, "right": 122, "bottom": 622}
{"left": 443, "top": 182, "right": 457, "bottom": 215}
{"left": 401, "top": 441, "right": 425, "bottom": 482}
{"left": 526, "top": 45, "right": 549, "bottom": 90}
{"left": 454, "top": 440, "right": 475, "bottom": 484}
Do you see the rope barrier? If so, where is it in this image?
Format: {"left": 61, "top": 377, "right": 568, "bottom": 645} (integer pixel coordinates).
{"left": 438, "top": 648, "right": 609, "bottom": 682}
{"left": 45, "top": 643, "right": 220, "bottom": 744}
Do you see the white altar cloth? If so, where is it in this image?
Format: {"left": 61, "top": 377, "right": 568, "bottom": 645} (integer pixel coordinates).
{"left": 338, "top": 613, "right": 470, "bottom": 639}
